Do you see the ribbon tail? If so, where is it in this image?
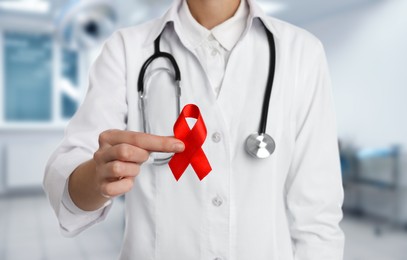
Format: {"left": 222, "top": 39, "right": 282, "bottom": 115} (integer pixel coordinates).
{"left": 190, "top": 149, "right": 212, "bottom": 180}
{"left": 169, "top": 153, "right": 190, "bottom": 181}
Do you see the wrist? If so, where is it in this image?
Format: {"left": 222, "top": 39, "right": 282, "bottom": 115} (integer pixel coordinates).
{"left": 68, "top": 159, "right": 110, "bottom": 211}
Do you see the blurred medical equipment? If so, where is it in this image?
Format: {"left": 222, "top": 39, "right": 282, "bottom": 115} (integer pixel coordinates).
{"left": 138, "top": 22, "right": 276, "bottom": 164}
{"left": 341, "top": 144, "right": 404, "bottom": 233}
{"left": 55, "top": 0, "right": 118, "bottom": 50}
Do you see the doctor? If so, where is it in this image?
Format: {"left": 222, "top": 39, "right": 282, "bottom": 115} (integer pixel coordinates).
{"left": 44, "top": 0, "right": 345, "bottom": 259}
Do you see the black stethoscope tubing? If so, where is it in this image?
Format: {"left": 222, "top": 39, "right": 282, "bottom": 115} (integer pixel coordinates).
{"left": 137, "top": 34, "right": 181, "bottom": 93}
{"left": 259, "top": 23, "right": 276, "bottom": 135}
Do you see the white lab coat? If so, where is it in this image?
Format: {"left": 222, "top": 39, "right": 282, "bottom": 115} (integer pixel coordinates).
{"left": 44, "top": 0, "right": 345, "bottom": 259}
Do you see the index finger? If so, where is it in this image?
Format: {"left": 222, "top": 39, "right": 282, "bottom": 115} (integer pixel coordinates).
{"left": 99, "top": 130, "right": 185, "bottom": 153}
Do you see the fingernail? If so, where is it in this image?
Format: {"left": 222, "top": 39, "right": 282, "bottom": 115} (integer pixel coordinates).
{"left": 173, "top": 142, "right": 185, "bottom": 152}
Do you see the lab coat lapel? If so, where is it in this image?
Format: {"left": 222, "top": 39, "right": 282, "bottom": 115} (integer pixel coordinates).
{"left": 216, "top": 22, "right": 270, "bottom": 137}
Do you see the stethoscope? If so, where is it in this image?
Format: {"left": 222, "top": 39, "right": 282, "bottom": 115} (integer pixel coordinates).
{"left": 138, "top": 21, "right": 276, "bottom": 165}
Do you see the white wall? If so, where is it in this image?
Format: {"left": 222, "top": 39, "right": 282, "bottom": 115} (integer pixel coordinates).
{"left": 302, "top": 0, "right": 407, "bottom": 149}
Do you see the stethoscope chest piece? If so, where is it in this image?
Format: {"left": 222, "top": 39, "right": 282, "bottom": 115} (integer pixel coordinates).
{"left": 245, "top": 133, "right": 276, "bottom": 159}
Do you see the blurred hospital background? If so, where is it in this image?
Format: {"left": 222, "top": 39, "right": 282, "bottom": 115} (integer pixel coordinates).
{"left": 0, "top": 0, "right": 406, "bottom": 259}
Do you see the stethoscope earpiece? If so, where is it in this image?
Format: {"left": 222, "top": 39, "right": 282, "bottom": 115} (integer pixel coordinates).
{"left": 245, "top": 133, "right": 276, "bottom": 159}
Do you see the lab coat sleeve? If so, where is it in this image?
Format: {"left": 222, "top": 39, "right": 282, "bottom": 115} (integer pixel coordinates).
{"left": 285, "top": 41, "right": 345, "bottom": 259}
{"left": 43, "top": 31, "right": 128, "bottom": 236}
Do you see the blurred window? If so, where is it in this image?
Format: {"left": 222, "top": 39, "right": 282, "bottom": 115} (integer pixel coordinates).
{"left": 4, "top": 31, "right": 52, "bottom": 121}
{"left": 61, "top": 48, "right": 79, "bottom": 118}
{"left": 2, "top": 30, "right": 80, "bottom": 124}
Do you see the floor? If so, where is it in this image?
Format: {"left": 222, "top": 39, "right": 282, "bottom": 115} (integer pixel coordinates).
{"left": 342, "top": 215, "right": 407, "bottom": 260}
{"left": 1, "top": 195, "right": 407, "bottom": 260}
{"left": 0, "top": 195, "right": 124, "bottom": 260}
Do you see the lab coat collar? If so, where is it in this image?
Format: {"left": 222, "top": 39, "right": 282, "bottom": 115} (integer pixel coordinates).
{"left": 178, "top": 0, "right": 248, "bottom": 51}
{"left": 245, "top": 0, "right": 279, "bottom": 39}
{"left": 211, "top": 0, "right": 248, "bottom": 51}
{"left": 143, "top": 0, "right": 280, "bottom": 48}
{"left": 177, "top": 0, "right": 211, "bottom": 50}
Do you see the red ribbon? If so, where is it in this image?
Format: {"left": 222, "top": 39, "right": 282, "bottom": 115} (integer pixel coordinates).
{"left": 169, "top": 104, "right": 212, "bottom": 181}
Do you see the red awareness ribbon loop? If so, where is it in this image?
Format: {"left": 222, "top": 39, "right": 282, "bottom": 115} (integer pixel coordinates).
{"left": 169, "top": 104, "right": 212, "bottom": 181}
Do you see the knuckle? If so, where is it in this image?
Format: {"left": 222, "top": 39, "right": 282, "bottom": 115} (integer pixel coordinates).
{"left": 117, "top": 144, "right": 131, "bottom": 161}
{"left": 98, "top": 131, "right": 110, "bottom": 145}
{"left": 98, "top": 129, "right": 117, "bottom": 145}
{"left": 93, "top": 150, "right": 103, "bottom": 163}
{"left": 111, "top": 161, "right": 123, "bottom": 176}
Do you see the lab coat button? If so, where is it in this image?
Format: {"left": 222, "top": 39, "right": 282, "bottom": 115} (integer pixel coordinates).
{"left": 212, "top": 196, "right": 223, "bottom": 207}
{"left": 214, "top": 257, "right": 223, "bottom": 260}
{"left": 211, "top": 49, "right": 218, "bottom": 56}
{"left": 212, "top": 132, "right": 221, "bottom": 143}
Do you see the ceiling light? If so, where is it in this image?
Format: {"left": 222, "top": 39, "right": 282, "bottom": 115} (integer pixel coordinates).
{"left": 0, "top": 0, "right": 50, "bottom": 14}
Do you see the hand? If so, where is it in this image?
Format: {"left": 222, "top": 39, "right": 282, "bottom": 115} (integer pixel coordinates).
{"left": 93, "top": 129, "right": 185, "bottom": 198}
{"left": 68, "top": 130, "right": 185, "bottom": 211}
